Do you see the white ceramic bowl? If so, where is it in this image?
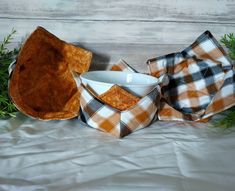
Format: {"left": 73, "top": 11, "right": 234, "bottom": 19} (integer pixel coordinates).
{"left": 80, "top": 71, "right": 159, "bottom": 97}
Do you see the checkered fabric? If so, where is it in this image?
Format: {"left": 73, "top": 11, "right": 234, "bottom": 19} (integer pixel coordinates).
{"left": 79, "top": 61, "right": 160, "bottom": 138}
{"left": 80, "top": 85, "right": 159, "bottom": 138}
{"left": 147, "top": 30, "right": 235, "bottom": 121}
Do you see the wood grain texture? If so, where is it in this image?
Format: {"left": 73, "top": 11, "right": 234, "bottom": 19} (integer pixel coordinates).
{"left": 1, "top": 18, "right": 235, "bottom": 45}
{"left": 0, "top": 0, "right": 235, "bottom": 23}
{"left": 85, "top": 43, "right": 187, "bottom": 72}
{"left": 0, "top": 0, "right": 234, "bottom": 70}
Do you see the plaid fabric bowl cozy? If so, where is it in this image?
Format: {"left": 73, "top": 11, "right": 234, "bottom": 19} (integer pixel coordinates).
{"left": 147, "top": 31, "right": 235, "bottom": 121}
{"left": 79, "top": 60, "right": 161, "bottom": 138}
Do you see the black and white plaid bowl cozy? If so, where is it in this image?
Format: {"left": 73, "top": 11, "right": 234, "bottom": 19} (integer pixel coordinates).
{"left": 147, "top": 31, "right": 235, "bottom": 121}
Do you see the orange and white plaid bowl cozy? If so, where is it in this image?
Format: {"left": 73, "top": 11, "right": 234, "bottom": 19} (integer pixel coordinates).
{"left": 80, "top": 84, "right": 160, "bottom": 138}
{"left": 147, "top": 31, "right": 235, "bottom": 121}
{"left": 79, "top": 60, "right": 160, "bottom": 138}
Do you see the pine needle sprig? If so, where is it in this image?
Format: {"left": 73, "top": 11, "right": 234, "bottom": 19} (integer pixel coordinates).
{"left": 0, "top": 29, "right": 18, "bottom": 119}
{"left": 220, "top": 33, "right": 235, "bottom": 61}
{"left": 212, "top": 107, "right": 235, "bottom": 129}
{"left": 212, "top": 33, "right": 235, "bottom": 129}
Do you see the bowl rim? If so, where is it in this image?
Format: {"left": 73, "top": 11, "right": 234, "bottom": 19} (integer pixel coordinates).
{"left": 80, "top": 71, "right": 159, "bottom": 87}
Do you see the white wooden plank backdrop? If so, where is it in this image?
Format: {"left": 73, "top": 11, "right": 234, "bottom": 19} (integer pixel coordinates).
{"left": 0, "top": 0, "right": 235, "bottom": 71}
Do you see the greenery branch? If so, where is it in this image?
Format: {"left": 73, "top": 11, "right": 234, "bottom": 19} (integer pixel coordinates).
{"left": 212, "top": 33, "right": 235, "bottom": 129}
{"left": 0, "top": 29, "right": 19, "bottom": 118}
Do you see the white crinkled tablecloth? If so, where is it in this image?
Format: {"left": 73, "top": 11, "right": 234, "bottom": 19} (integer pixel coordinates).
{"left": 0, "top": 113, "right": 235, "bottom": 191}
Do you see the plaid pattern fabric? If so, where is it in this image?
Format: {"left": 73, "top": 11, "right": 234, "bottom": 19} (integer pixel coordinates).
{"left": 80, "top": 60, "right": 160, "bottom": 138}
{"left": 147, "top": 30, "right": 235, "bottom": 121}
{"left": 80, "top": 85, "right": 159, "bottom": 138}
